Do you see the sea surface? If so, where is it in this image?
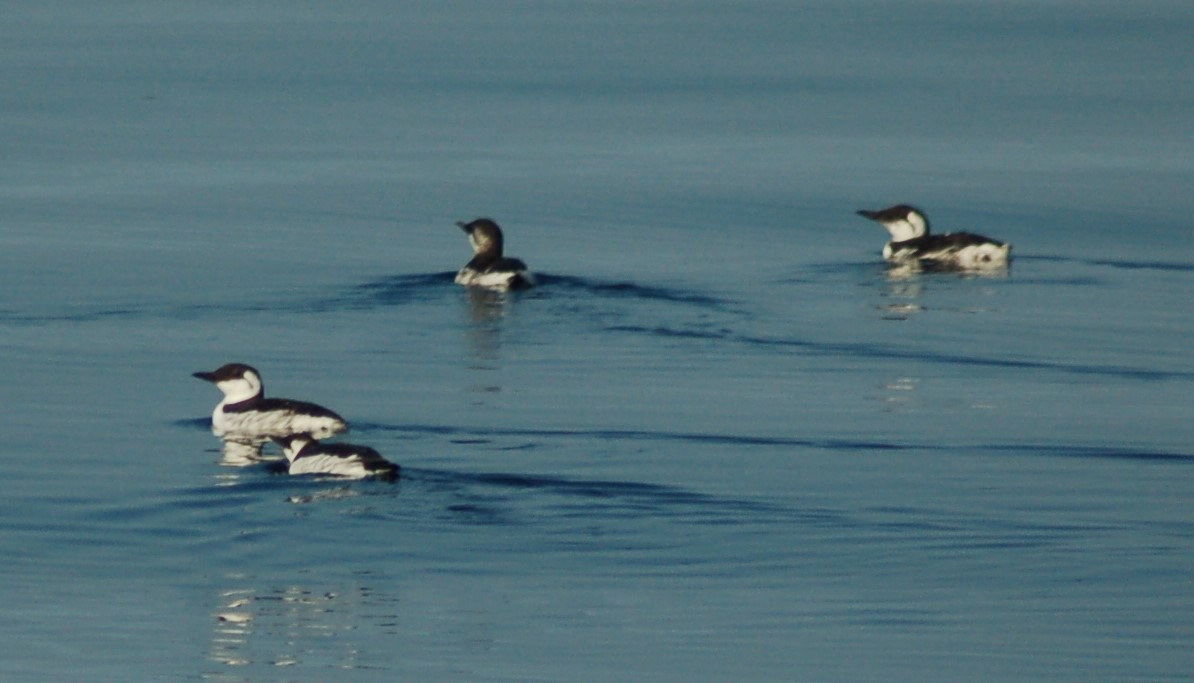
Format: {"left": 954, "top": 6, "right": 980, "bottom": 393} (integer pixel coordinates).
{"left": 2, "top": 2, "right": 1192, "bottom": 681}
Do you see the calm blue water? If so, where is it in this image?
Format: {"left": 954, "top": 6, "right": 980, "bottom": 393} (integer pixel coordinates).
{"left": 2, "top": 2, "right": 1192, "bottom": 681}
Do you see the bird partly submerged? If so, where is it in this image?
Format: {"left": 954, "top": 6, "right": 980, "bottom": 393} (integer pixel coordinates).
{"left": 273, "top": 433, "right": 400, "bottom": 480}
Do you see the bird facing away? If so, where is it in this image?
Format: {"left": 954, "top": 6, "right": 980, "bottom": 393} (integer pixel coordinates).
{"left": 454, "top": 218, "right": 537, "bottom": 290}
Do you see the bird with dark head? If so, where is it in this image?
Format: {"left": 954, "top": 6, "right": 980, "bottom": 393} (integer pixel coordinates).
{"left": 454, "top": 218, "right": 537, "bottom": 290}
{"left": 193, "top": 363, "right": 348, "bottom": 443}
{"left": 856, "top": 204, "right": 1010, "bottom": 270}
{"left": 272, "top": 433, "right": 399, "bottom": 480}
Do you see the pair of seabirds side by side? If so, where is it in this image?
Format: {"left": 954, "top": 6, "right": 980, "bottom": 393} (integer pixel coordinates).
{"left": 856, "top": 204, "right": 1011, "bottom": 271}
{"left": 193, "top": 363, "right": 399, "bottom": 480}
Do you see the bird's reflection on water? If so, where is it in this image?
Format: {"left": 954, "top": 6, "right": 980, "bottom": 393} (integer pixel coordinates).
{"left": 215, "top": 438, "right": 278, "bottom": 468}
{"left": 204, "top": 578, "right": 399, "bottom": 679}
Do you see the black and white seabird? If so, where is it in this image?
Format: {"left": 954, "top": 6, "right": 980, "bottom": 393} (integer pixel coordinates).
{"left": 454, "top": 218, "right": 537, "bottom": 290}
{"left": 856, "top": 204, "right": 1011, "bottom": 270}
{"left": 192, "top": 363, "right": 348, "bottom": 442}
{"left": 273, "top": 433, "right": 399, "bottom": 480}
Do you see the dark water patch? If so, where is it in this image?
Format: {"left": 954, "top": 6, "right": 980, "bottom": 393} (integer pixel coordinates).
{"left": 886, "top": 347, "right": 1188, "bottom": 381}
{"left": 934, "top": 537, "right": 1062, "bottom": 551}
{"left": 0, "top": 301, "right": 275, "bottom": 326}
{"left": 174, "top": 417, "right": 213, "bottom": 431}
{"left": 361, "top": 421, "right": 913, "bottom": 452}
{"left": 771, "top": 261, "right": 877, "bottom": 286}
{"left": 442, "top": 502, "right": 508, "bottom": 524}
{"left": 861, "top": 506, "right": 962, "bottom": 533}
{"left": 339, "top": 272, "right": 458, "bottom": 308}
{"left": 0, "top": 307, "right": 142, "bottom": 325}
{"left": 736, "top": 333, "right": 1193, "bottom": 381}
{"left": 172, "top": 475, "right": 307, "bottom": 502}
{"left": 1018, "top": 255, "right": 1079, "bottom": 263}
{"left": 228, "top": 272, "right": 459, "bottom": 314}
{"left": 605, "top": 324, "right": 735, "bottom": 342}
{"left": 534, "top": 274, "right": 738, "bottom": 311}
{"left": 798, "top": 261, "right": 881, "bottom": 275}
{"left": 1005, "top": 275, "right": 1104, "bottom": 286}
{"left": 1088, "top": 259, "right": 1194, "bottom": 273}
{"left": 978, "top": 443, "right": 1193, "bottom": 464}
{"left": 0, "top": 273, "right": 457, "bottom": 325}
{"left": 145, "top": 469, "right": 404, "bottom": 519}
{"left": 185, "top": 420, "right": 1192, "bottom": 465}
{"left": 837, "top": 606, "right": 944, "bottom": 629}
{"left": 172, "top": 272, "right": 749, "bottom": 325}
{"left": 407, "top": 467, "right": 826, "bottom": 527}
{"left": 1019, "top": 253, "right": 1194, "bottom": 274}
{"left": 361, "top": 422, "right": 1193, "bottom": 466}
{"left": 353, "top": 421, "right": 457, "bottom": 437}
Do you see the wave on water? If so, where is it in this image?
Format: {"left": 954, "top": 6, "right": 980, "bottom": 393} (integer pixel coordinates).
{"left": 156, "top": 453, "right": 808, "bottom": 528}
{"left": 0, "top": 272, "right": 462, "bottom": 325}
{"left": 740, "top": 334, "right": 1194, "bottom": 381}
{"left": 353, "top": 420, "right": 909, "bottom": 451}
{"left": 591, "top": 324, "right": 1194, "bottom": 381}
{"left": 1018, "top": 254, "right": 1194, "bottom": 274}
{"left": 0, "top": 266, "right": 743, "bottom": 336}
{"left": 352, "top": 422, "right": 1194, "bottom": 464}
{"left": 2, "top": 252, "right": 1187, "bottom": 326}
{"left": 335, "top": 272, "right": 737, "bottom": 311}
{"left": 394, "top": 466, "right": 848, "bottom": 532}
{"left": 175, "top": 417, "right": 214, "bottom": 431}
{"left": 1088, "top": 259, "right": 1194, "bottom": 273}
{"left": 532, "top": 274, "right": 737, "bottom": 309}
{"left": 979, "top": 443, "right": 1194, "bottom": 463}
{"left": 336, "top": 272, "right": 458, "bottom": 308}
